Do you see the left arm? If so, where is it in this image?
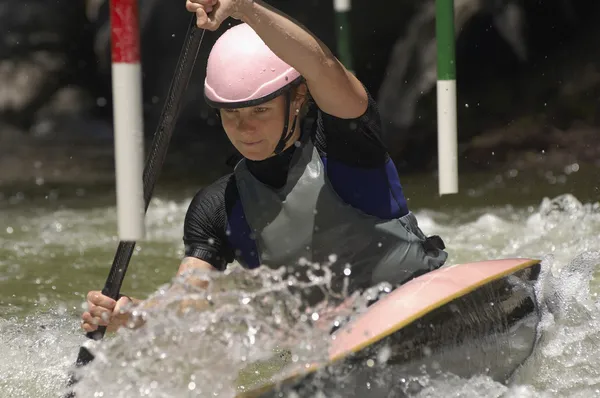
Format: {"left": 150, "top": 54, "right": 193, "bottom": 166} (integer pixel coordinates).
{"left": 188, "top": 0, "right": 368, "bottom": 118}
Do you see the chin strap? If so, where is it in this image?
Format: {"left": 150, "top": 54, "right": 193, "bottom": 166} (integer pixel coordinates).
{"left": 274, "top": 91, "right": 298, "bottom": 155}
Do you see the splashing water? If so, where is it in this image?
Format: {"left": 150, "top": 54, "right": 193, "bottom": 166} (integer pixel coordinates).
{"left": 69, "top": 261, "right": 371, "bottom": 398}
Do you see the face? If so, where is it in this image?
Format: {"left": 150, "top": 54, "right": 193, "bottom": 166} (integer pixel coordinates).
{"left": 219, "top": 88, "right": 306, "bottom": 161}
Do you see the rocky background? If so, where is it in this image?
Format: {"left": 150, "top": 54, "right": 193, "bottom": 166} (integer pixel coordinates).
{"left": 1, "top": 0, "right": 599, "bottom": 187}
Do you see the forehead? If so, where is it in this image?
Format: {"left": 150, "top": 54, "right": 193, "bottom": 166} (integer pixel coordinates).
{"left": 239, "top": 96, "right": 282, "bottom": 111}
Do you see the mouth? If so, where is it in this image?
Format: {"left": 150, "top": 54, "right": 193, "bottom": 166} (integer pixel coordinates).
{"left": 240, "top": 140, "right": 264, "bottom": 147}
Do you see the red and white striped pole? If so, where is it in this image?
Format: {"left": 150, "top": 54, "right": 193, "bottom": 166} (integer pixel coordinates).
{"left": 110, "top": 0, "right": 145, "bottom": 240}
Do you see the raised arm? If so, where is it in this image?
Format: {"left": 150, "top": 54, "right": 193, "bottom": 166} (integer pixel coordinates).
{"left": 186, "top": 0, "right": 368, "bottom": 118}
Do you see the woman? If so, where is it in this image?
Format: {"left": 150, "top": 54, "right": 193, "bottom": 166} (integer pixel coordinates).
{"left": 81, "top": 0, "right": 447, "bottom": 333}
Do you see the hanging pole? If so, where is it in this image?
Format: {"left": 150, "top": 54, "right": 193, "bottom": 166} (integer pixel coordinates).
{"left": 436, "top": 0, "right": 459, "bottom": 195}
{"left": 111, "top": 0, "right": 146, "bottom": 239}
{"left": 334, "top": 0, "right": 354, "bottom": 73}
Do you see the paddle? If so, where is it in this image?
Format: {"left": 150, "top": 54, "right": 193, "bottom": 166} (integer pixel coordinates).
{"left": 63, "top": 16, "right": 205, "bottom": 396}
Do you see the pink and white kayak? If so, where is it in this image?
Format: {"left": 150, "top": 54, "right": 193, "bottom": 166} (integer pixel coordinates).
{"left": 330, "top": 257, "right": 540, "bottom": 359}
{"left": 237, "top": 258, "right": 542, "bottom": 397}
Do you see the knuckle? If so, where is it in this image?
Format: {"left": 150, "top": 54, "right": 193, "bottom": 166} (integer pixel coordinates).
{"left": 100, "top": 312, "right": 111, "bottom": 323}
{"left": 90, "top": 307, "right": 100, "bottom": 316}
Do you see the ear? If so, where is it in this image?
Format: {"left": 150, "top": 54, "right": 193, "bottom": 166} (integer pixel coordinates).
{"left": 293, "top": 83, "right": 309, "bottom": 109}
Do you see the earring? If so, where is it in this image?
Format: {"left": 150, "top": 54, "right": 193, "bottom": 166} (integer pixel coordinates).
{"left": 295, "top": 108, "right": 300, "bottom": 114}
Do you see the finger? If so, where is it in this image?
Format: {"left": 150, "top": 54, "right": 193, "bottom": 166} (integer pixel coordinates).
{"left": 81, "top": 312, "right": 98, "bottom": 332}
{"left": 83, "top": 310, "right": 108, "bottom": 327}
{"left": 186, "top": 0, "right": 213, "bottom": 10}
{"left": 82, "top": 323, "right": 97, "bottom": 332}
{"left": 195, "top": 9, "right": 209, "bottom": 27}
{"left": 114, "top": 296, "right": 132, "bottom": 315}
{"left": 186, "top": 0, "right": 203, "bottom": 12}
{"left": 89, "top": 304, "right": 113, "bottom": 322}
{"left": 87, "top": 291, "right": 116, "bottom": 309}
{"left": 206, "top": 3, "right": 227, "bottom": 31}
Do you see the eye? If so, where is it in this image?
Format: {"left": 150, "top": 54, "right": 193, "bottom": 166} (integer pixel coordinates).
{"left": 220, "top": 108, "right": 238, "bottom": 119}
{"left": 254, "top": 107, "right": 269, "bottom": 113}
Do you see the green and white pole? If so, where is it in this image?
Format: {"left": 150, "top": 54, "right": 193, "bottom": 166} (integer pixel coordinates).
{"left": 334, "top": 0, "right": 354, "bottom": 73}
{"left": 436, "top": 0, "right": 458, "bottom": 195}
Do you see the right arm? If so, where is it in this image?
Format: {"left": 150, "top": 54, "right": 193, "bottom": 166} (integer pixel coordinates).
{"left": 81, "top": 177, "right": 235, "bottom": 333}
{"left": 81, "top": 257, "right": 218, "bottom": 334}
{"left": 175, "top": 256, "right": 219, "bottom": 289}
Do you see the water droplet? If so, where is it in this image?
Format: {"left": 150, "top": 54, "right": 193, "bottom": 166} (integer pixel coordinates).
{"left": 377, "top": 345, "right": 391, "bottom": 364}
{"left": 422, "top": 346, "right": 432, "bottom": 357}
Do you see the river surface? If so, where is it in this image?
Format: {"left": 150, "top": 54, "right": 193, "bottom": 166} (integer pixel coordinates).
{"left": 1, "top": 165, "right": 599, "bottom": 398}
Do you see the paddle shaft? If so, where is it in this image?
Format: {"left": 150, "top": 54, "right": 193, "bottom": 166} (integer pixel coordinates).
{"left": 64, "top": 16, "right": 205, "bottom": 395}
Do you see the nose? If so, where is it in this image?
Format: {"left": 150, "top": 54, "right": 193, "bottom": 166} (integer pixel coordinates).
{"left": 235, "top": 117, "right": 255, "bottom": 133}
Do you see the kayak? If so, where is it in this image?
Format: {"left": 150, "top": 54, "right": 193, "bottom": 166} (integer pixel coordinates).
{"left": 238, "top": 258, "right": 541, "bottom": 397}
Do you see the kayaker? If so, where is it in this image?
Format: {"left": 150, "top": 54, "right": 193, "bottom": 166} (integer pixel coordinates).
{"left": 81, "top": 0, "right": 448, "bottom": 334}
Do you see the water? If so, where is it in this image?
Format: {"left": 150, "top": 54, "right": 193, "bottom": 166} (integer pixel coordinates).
{"left": 1, "top": 169, "right": 599, "bottom": 398}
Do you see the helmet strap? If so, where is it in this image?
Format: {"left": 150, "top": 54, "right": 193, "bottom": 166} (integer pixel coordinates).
{"left": 274, "top": 91, "right": 298, "bottom": 155}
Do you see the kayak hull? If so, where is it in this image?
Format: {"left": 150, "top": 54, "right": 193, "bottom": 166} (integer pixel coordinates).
{"left": 240, "top": 258, "right": 542, "bottom": 398}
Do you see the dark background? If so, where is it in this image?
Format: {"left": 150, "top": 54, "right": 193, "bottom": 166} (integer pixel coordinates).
{"left": 1, "top": 0, "right": 599, "bottom": 188}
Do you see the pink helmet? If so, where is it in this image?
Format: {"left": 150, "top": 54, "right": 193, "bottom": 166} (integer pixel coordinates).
{"left": 204, "top": 23, "right": 303, "bottom": 108}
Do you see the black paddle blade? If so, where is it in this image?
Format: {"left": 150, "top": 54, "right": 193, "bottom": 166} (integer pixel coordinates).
{"left": 64, "top": 329, "right": 106, "bottom": 396}
{"left": 64, "top": 344, "right": 99, "bottom": 396}
{"left": 63, "top": 16, "right": 205, "bottom": 398}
